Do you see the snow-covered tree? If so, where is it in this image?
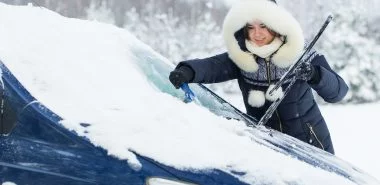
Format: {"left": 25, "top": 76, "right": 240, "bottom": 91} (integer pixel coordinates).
{"left": 86, "top": 0, "right": 115, "bottom": 25}
{"left": 124, "top": 3, "right": 225, "bottom": 62}
{"left": 318, "top": 6, "right": 380, "bottom": 103}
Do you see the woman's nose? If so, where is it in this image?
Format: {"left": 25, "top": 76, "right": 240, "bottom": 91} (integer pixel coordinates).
{"left": 254, "top": 29, "right": 262, "bottom": 36}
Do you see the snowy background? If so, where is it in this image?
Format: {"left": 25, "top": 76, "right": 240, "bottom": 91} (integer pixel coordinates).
{"left": 2, "top": 0, "right": 380, "bottom": 103}
{"left": 0, "top": 0, "right": 379, "bottom": 183}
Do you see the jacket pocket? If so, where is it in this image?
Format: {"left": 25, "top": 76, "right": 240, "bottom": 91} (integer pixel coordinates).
{"left": 305, "top": 123, "right": 325, "bottom": 150}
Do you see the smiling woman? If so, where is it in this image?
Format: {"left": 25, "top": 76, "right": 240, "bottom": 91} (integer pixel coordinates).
{"left": 243, "top": 21, "right": 284, "bottom": 59}
{"left": 245, "top": 22, "right": 276, "bottom": 47}
{"left": 169, "top": 0, "right": 348, "bottom": 155}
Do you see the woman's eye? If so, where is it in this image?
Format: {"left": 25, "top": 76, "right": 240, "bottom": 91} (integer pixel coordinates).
{"left": 260, "top": 24, "right": 267, "bottom": 28}
{"left": 246, "top": 25, "right": 254, "bottom": 29}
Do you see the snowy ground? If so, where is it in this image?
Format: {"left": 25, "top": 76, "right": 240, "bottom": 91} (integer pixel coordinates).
{"left": 220, "top": 92, "right": 380, "bottom": 180}
{"left": 0, "top": 3, "right": 379, "bottom": 184}
{"left": 323, "top": 103, "right": 380, "bottom": 181}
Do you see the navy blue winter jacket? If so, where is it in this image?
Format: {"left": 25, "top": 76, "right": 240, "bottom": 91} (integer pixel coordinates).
{"left": 174, "top": 0, "right": 349, "bottom": 154}
{"left": 178, "top": 52, "right": 348, "bottom": 154}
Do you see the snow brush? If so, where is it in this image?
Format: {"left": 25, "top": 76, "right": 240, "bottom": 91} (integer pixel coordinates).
{"left": 180, "top": 83, "right": 196, "bottom": 103}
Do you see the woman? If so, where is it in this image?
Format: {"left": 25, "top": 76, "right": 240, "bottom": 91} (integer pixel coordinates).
{"left": 169, "top": 0, "right": 348, "bottom": 154}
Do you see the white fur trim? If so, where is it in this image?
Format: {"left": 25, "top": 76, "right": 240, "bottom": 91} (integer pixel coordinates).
{"left": 248, "top": 90, "right": 266, "bottom": 107}
{"left": 266, "top": 84, "right": 284, "bottom": 102}
{"left": 226, "top": 40, "right": 259, "bottom": 72}
{"left": 223, "top": 0, "right": 304, "bottom": 71}
{"left": 245, "top": 37, "right": 283, "bottom": 58}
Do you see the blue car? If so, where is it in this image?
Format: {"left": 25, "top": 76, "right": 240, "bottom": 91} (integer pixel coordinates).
{"left": 0, "top": 3, "right": 379, "bottom": 185}
{"left": 0, "top": 48, "right": 378, "bottom": 184}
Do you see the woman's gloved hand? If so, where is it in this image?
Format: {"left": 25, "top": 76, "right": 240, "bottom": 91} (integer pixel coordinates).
{"left": 295, "top": 62, "right": 320, "bottom": 84}
{"left": 169, "top": 65, "right": 195, "bottom": 89}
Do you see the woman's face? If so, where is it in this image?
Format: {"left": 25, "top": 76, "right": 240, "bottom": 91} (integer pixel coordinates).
{"left": 246, "top": 21, "right": 276, "bottom": 46}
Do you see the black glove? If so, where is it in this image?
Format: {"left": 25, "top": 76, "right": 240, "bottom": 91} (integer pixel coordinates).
{"left": 169, "top": 65, "right": 195, "bottom": 89}
{"left": 294, "top": 62, "right": 320, "bottom": 84}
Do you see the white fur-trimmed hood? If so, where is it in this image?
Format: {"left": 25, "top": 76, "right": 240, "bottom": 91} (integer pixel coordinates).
{"left": 222, "top": 0, "right": 305, "bottom": 72}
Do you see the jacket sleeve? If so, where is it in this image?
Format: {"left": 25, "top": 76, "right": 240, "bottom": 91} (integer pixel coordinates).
{"left": 176, "top": 52, "right": 240, "bottom": 83}
{"left": 309, "top": 52, "right": 349, "bottom": 103}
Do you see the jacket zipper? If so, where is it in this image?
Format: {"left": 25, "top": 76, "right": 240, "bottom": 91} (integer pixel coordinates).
{"left": 265, "top": 60, "right": 283, "bottom": 132}
{"left": 306, "top": 123, "right": 324, "bottom": 150}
